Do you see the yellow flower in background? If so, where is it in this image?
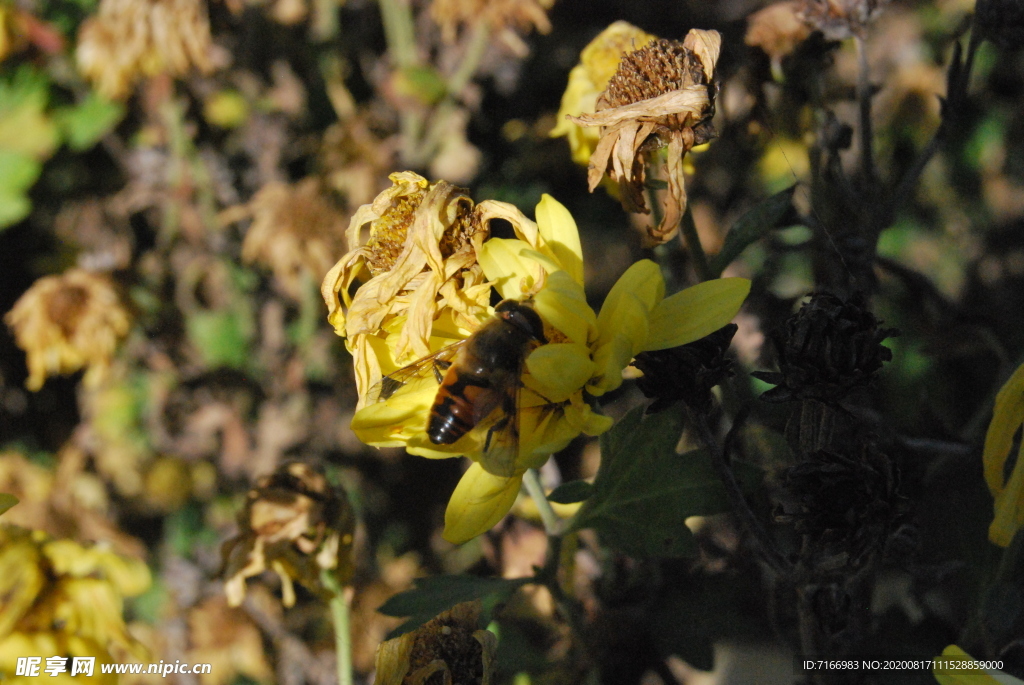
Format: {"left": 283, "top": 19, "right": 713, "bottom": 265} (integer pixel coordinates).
{"left": 5, "top": 268, "right": 131, "bottom": 391}
{"left": 551, "top": 21, "right": 654, "bottom": 166}
{"left": 982, "top": 362, "right": 1024, "bottom": 547}
{"left": 76, "top": 0, "right": 213, "bottom": 99}
{"left": 351, "top": 194, "right": 750, "bottom": 543}
{"left": 0, "top": 526, "right": 150, "bottom": 683}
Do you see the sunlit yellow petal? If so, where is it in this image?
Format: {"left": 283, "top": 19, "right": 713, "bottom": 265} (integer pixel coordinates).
{"left": 351, "top": 384, "right": 437, "bottom": 447}
{"left": 478, "top": 238, "right": 548, "bottom": 300}
{"left": 444, "top": 465, "right": 524, "bottom": 544}
{"left": 990, "top": 440, "right": 1024, "bottom": 547}
{"left": 535, "top": 195, "right": 584, "bottom": 286}
{"left": 983, "top": 362, "right": 1024, "bottom": 497}
{"left": 533, "top": 270, "right": 596, "bottom": 345}
{"left": 550, "top": 64, "right": 601, "bottom": 166}
{"left": 646, "top": 277, "right": 751, "bottom": 351}
{"left": 527, "top": 343, "right": 595, "bottom": 403}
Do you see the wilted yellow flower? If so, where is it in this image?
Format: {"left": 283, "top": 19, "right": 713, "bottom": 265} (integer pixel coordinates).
{"left": 0, "top": 525, "right": 150, "bottom": 682}
{"left": 551, "top": 21, "right": 655, "bottom": 166}
{"left": 374, "top": 601, "right": 497, "bottom": 685}
{"left": 321, "top": 171, "right": 492, "bottom": 405}
{"left": 430, "top": 0, "right": 553, "bottom": 53}
{"left": 982, "top": 362, "right": 1024, "bottom": 547}
{"left": 76, "top": 0, "right": 213, "bottom": 100}
{"left": 5, "top": 268, "right": 131, "bottom": 391}
{"left": 568, "top": 29, "right": 722, "bottom": 245}
{"left": 221, "top": 462, "right": 355, "bottom": 608}
{"left": 237, "top": 177, "right": 345, "bottom": 300}
{"left": 351, "top": 194, "right": 750, "bottom": 543}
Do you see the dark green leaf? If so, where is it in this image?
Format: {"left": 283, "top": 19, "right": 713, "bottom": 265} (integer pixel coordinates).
{"left": 570, "top": 405, "right": 760, "bottom": 557}
{"left": 378, "top": 575, "right": 532, "bottom": 638}
{"left": 709, "top": 186, "right": 796, "bottom": 277}
{"left": 0, "top": 493, "right": 18, "bottom": 516}
{"left": 548, "top": 480, "right": 593, "bottom": 504}
{"left": 186, "top": 310, "right": 253, "bottom": 370}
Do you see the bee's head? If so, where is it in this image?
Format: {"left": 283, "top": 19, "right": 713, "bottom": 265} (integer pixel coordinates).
{"left": 495, "top": 300, "right": 548, "bottom": 344}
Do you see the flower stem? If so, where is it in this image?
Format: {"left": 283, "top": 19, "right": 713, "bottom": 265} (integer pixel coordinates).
{"left": 321, "top": 571, "right": 352, "bottom": 685}
{"left": 523, "top": 468, "right": 562, "bottom": 536}
{"left": 854, "top": 35, "right": 875, "bottom": 182}
{"left": 680, "top": 204, "right": 712, "bottom": 282}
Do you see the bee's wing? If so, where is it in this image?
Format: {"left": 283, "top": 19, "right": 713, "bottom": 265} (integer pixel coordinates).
{"left": 367, "top": 342, "right": 465, "bottom": 404}
{"left": 476, "top": 370, "right": 523, "bottom": 479}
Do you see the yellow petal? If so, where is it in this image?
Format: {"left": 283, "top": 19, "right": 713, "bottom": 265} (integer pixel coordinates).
{"left": 527, "top": 343, "right": 595, "bottom": 403}
{"left": 933, "top": 645, "right": 1004, "bottom": 685}
{"left": 646, "top": 277, "right": 751, "bottom": 351}
{"left": 533, "top": 270, "right": 596, "bottom": 345}
{"left": 595, "top": 260, "right": 663, "bottom": 351}
{"left": 990, "top": 439, "right": 1024, "bottom": 547}
{"left": 443, "top": 465, "right": 524, "bottom": 544}
{"left": 478, "top": 238, "right": 547, "bottom": 300}
{"left": 587, "top": 333, "right": 634, "bottom": 396}
{"left": 350, "top": 384, "right": 436, "bottom": 447}
{"left": 983, "top": 362, "right": 1024, "bottom": 497}
{"left": 535, "top": 195, "right": 584, "bottom": 286}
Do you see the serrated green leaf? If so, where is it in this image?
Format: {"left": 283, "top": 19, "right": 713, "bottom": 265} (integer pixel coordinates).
{"left": 569, "top": 405, "right": 760, "bottom": 557}
{"left": 0, "top": 493, "right": 18, "bottom": 516}
{"left": 709, "top": 186, "right": 796, "bottom": 278}
{"left": 55, "top": 93, "right": 125, "bottom": 150}
{"left": 378, "top": 575, "right": 532, "bottom": 638}
{"left": 548, "top": 480, "right": 594, "bottom": 504}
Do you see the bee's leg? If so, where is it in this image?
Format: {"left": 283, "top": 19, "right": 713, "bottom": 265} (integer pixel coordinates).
{"left": 431, "top": 359, "right": 452, "bottom": 384}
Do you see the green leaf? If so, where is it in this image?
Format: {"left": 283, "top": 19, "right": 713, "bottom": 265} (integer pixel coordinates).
{"left": 0, "top": 190, "right": 32, "bottom": 230}
{"left": 548, "top": 480, "right": 594, "bottom": 504}
{"left": 55, "top": 93, "right": 125, "bottom": 151}
{"left": 570, "top": 405, "right": 760, "bottom": 557}
{"left": 709, "top": 186, "right": 796, "bottom": 278}
{"left": 0, "top": 151, "right": 42, "bottom": 229}
{"left": 0, "top": 493, "right": 18, "bottom": 517}
{"left": 378, "top": 575, "right": 532, "bottom": 638}
{"left": 186, "top": 310, "right": 253, "bottom": 370}
{"left": 0, "top": 69, "right": 58, "bottom": 160}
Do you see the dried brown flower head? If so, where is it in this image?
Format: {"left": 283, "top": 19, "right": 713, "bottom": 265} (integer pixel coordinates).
{"left": 76, "top": 0, "right": 213, "bottom": 100}
{"left": 5, "top": 268, "right": 131, "bottom": 391}
{"left": 238, "top": 177, "right": 345, "bottom": 300}
{"left": 221, "top": 462, "right": 354, "bottom": 607}
{"left": 797, "top": 0, "right": 888, "bottom": 41}
{"left": 321, "top": 171, "right": 491, "bottom": 405}
{"left": 569, "top": 29, "right": 721, "bottom": 245}
{"left": 745, "top": 2, "right": 812, "bottom": 68}
{"left": 430, "top": 0, "right": 554, "bottom": 54}
{"left": 374, "top": 601, "right": 497, "bottom": 685}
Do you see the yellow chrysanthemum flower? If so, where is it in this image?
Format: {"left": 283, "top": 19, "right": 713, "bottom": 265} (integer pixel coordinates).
{"left": 551, "top": 21, "right": 655, "bottom": 166}
{"left": 4, "top": 268, "right": 131, "bottom": 392}
{"left": 982, "top": 362, "right": 1024, "bottom": 547}
{"left": 0, "top": 526, "right": 150, "bottom": 683}
{"left": 351, "top": 195, "right": 750, "bottom": 543}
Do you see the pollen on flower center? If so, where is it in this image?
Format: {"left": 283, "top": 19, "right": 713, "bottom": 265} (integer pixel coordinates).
{"left": 364, "top": 193, "right": 424, "bottom": 276}
{"left": 603, "top": 39, "right": 709, "bottom": 108}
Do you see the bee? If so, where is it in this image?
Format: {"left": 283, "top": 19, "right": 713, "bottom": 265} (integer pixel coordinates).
{"left": 371, "top": 300, "right": 548, "bottom": 476}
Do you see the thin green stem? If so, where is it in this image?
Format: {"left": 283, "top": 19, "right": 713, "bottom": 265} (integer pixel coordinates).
{"left": 523, "top": 468, "right": 562, "bottom": 536}
{"left": 680, "top": 204, "right": 712, "bottom": 282}
{"left": 378, "top": 0, "right": 422, "bottom": 164}
{"left": 322, "top": 571, "right": 352, "bottom": 685}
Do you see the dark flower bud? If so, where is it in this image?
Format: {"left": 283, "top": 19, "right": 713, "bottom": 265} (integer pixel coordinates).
{"left": 631, "top": 323, "right": 737, "bottom": 414}
{"left": 753, "top": 292, "right": 897, "bottom": 405}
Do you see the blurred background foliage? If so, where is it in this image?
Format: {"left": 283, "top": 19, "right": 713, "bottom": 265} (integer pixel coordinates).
{"left": 1, "top": 0, "right": 1024, "bottom": 682}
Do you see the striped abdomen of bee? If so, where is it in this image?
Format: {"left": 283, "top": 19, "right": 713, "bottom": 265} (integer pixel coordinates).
{"left": 427, "top": 300, "right": 547, "bottom": 445}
